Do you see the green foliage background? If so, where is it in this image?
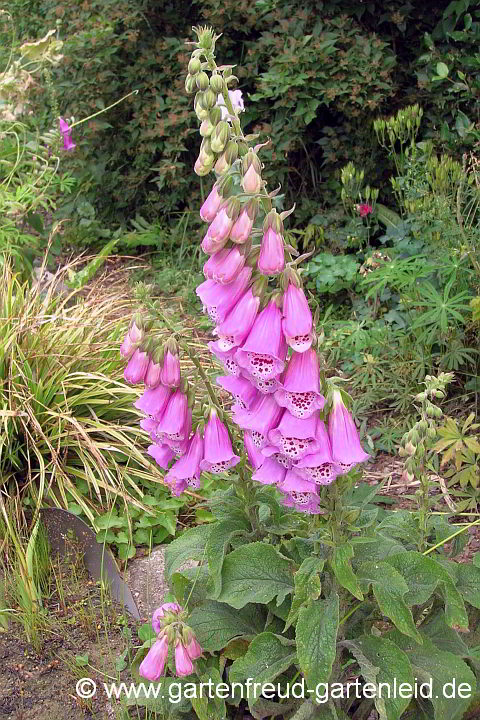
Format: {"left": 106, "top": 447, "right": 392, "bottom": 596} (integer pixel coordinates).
{"left": 8, "top": 0, "right": 480, "bottom": 225}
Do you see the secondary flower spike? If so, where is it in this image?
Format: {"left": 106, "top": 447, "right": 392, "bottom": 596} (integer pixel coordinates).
{"left": 59, "top": 117, "right": 76, "bottom": 151}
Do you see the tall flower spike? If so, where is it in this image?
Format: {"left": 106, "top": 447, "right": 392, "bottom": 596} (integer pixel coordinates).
{"left": 235, "top": 299, "right": 287, "bottom": 381}
{"left": 275, "top": 348, "right": 324, "bottom": 419}
{"left": 59, "top": 117, "right": 76, "bottom": 152}
{"left": 328, "top": 390, "right": 369, "bottom": 474}
{"left": 282, "top": 283, "right": 314, "bottom": 353}
{"left": 200, "top": 408, "right": 240, "bottom": 473}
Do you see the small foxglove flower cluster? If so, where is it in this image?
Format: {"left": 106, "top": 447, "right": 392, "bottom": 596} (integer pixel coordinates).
{"left": 139, "top": 603, "right": 203, "bottom": 681}
{"left": 120, "top": 318, "right": 239, "bottom": 496}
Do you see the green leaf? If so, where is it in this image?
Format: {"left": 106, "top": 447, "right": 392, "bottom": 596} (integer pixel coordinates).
{"left": 229, "top": 633, "right": 296, "bottom": 694}
{"left": 188, "top": 600, "right": 266, "bottom": 652}
{"left": 376, "top": 203, "right": 402, "bottom": 229}
{"left": 206, "top": 518, "right": 249, "bottom": 599}
{"left": 436, "top": 61, "right": 449, "bottom": 78}
{"left": 284, "top": 556, "right": 324, "bottom": 631}
{"left": 385, "top": 552, "right": 468, "bottom": 629}
{"left": 454, "top": 563, "right": 480, "bottom": 610}
{"left": 296, "top": 592, "right": 339, "bottom": 691}
{"left": 75, "top": 653, "right": 89, "bottom": 667}
{"left": 357, "top": 561, "right": 422, "bottom": 643}
{"left": 331, "top": 543, "right": 364, "bottom": 600}
{"left": 420, "top": 610, "right": 469, "bottom": 656}
{"left": 137, "top": 622, "right": 156, "bottom": 643}
{"left": 343, "top": 635, "right": 413, "bottom": 720}
{"left": 191, "top": 668, "right": 226, "bottom": 720}
{"left": 216, "top": 542, "right": 294, "bottom": 609}
{"left": 389, "top": 631, "right": 476, "bottom": 720}
{"left": 165, "top": 524, "right": 212, "bottom": 581}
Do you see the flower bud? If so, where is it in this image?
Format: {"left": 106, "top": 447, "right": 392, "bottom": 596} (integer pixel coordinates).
{"left": 188, "top": 57, "right": 201, "bottom": 75}
{"left": 203, "top": 88, "right": 217, "bottom": 108}
{"left": 209, "top": 106, "right": 222, "bottom": 125}
{"left": 194, "top": 154, "right": 214, "bottom": 176}
{"left": 210, "top": 121, "right": 230, "bottom": 153}
{"left": 427, "top": 426, "right": 436, "bottom": 439}
{"left": 210, "top": 74, "right": 224, "bottom": 93}
{"left": 200, "top": 118, "right": 215, "bottom": 137}
{"left": 194, "top": 93, "right": 210, "bottom": 121}
{"left": 196, "top": 26, "right": 215, "bottom": 50}
{"left": 196, "top": 71, "right": 209, "bottom": 91}
{"left": 185, "top": 74, "right": 196, "bottom": 94}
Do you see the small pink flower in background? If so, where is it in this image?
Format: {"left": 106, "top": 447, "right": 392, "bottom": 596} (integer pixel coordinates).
{"left": 139, "top": 635, "right": 169, "bottom": 681}
{"left": 216, "top": 89, "right": 245, "bottom": 120}
{"left": 357, "top": 203, "right": 373, "bottom": 218}
{"left": 59, "top": 117, "right": 76, "bottom": 151}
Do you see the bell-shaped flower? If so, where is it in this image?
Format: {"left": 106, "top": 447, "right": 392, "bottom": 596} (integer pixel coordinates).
{"left": 59, "top": 117, "right": 76, "bottom": 152}
{"left": 152, "top": 603, "right": 182, "bottom": 634}
{"left": 230, "top": 200, "right": 256, "bottom": 244}
{"left": 233, "top": 394, "right": 283, "bottom": 450}
{"left": 293, "top": 419, "right": 338, "bottom": 485}
{"left": 275, "top": 349, "right": 324, "bottom": 418}
{"left": 160, "top": 350, "right": 181, "bottom": 389}
{"left": 261, "top": 445, "right": 293, "bottom": 470}
{"left": 244, "top": 431, "right": 265, "bottom": 469}
{"left": 144, "top": 358, "right": 163, "bottom": 389}
{"left": 268, "top": 411, "right": 321, "bottom": 461}
{"left": 200, "top": 183, "right": 224, "bottom": 222}
{"left": 124, "top": 348, "right": 150, "bottom": 384}
{"left": 135, "top": 384, "right": 171, "bottom": 418}
{"left": 208, "top": 341, "right": 242, "bottom": 376}
{"left": 201, "top": 199, "right": 240, "bottom": 255}
{"left": 277, "top": 471, "right": 322, "bottom": 514}
{"left": 155, "top": 390, "right": 189, "bottom": 442}
{"left": 252, "top": 457, "right": 287, "bottom": 486}
{"left": 147, "top": 443, "right": 175, "bottom": 470}
{"left": 203, "top": 246, "right": 246, "bottom": 285}
{"left": 213, "top": 288, "right": 260, "bottom": 351}
{"left": 242, "top": 163, "right": 262, "bottom": 194}
{"left": 235, "top": 300, "right": 287, "bottom": 381}
{"left": 247, "top": 373, "right": 282, "bottom": 395}
{"left": 200, "top": 409, "right": 240, "bottom": 474}
{"left": 164, "top": 410, "right": 192, "bottom": 456}
{"left": 258, "top": 227, "right": 285, "bottom": 276}
{"left": 282, "top": 283, "right": 313, "bottom": 353}
{"left": 196, "top": 266, "right": 252, "bottom": 324}
{"left": 120, "top": 332, "right": 138, "bottom": 360}
{"left": 216, "top": 89, "right": 245, "bottom": 120}
{"left": 185, "top": 634, "right": 203, "bottom": 661}
{"left": 164, "top": 430, "right": 204, "bottom": 495}
{"left": 328, "top": 390, "right": 369, "bottom": 473}
{"left": 174, "top": 641, "right": 194, "bottom": 677}
{"left": 217, "top": 375, "right": 258, "bottom": 410}
{"left": 139, "top": 634, "right": 169, "bottom": 681}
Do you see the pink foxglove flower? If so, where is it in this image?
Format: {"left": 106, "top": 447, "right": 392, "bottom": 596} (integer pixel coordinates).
{"left": 293, "top": 420, "right": 338, "bottom": 485}
{"left": 185, "top": 634, "right": 203, "bottom": 660}
{"left": 216, "top": 89, "right": 245, "bottom": 120}
{"left": 147, "top": 443, "right": 175, "bottom": 470}
{"left": 145, "top": 358, "right": 163, "bottom": 389}
{"left": 175, "top": 642, "right": 194, "bottom": 677}
{"left": 282, "top": 283, "right": 313, "bottom": 353}
{"left": 216, "top": 375, "right": 258, "bottom": 410}
{"left": 252, "top": 457, "right": 287, "bottom": 486}
{"left": 261, "top": 444, "right": 293, "bottom": 469}
{"left": 277, "top": 471, "right": 322, "bottom": 514}
{"left": 244, "top": 431, "right": 265, "bottom": 469}
{"left": 59, "top": 117, "right": 76, "bottom": 151}
{"left": 196, "top": 266, "right": 252, "bottom": 324}
{"left": 200, "top": 183, "right": 224, "bottom": 222}
{"left": 139, "top": 635, "right": 169, "bottom": 681}
{"left": 155, "top": 390, "right": 189, "bottom": 441}
{"left": 275, "top": 349, "right": 324, "bottom": 418}
{"left": 203, "top": 246, "right": 246, "bottom": 284}
{"left": 230, "top": 201, "right": 256, "bottom": 244}
{"left": 258, "top": 227, "right": 285, "bottom": 276}
{"left": 235, "top": 300, "right": 287, "bottom": 381}
{"left": 208, "top": 341, "right": 242, "bottom": 376}
{"left": 152, "top": 603, "right": 182, "bottom": 633}
{"left": 135, "top": 384, "right": 171, "bottom": 418}
{"left": 164, "top": 430, "right": 204, "bottom": 495}
{"left": 120, "top": 333, "right": 138, "bottom": 360}
{"left": 164, "top": 410, "right": 192, "bottom": 456}
{"left": 328, "top": 390, "right": 369, "bottom": 473}
{"left": 124, "top": 348, "right": 150, "bottom": 384}
{"left": 200, "top": 409, "right": 240, "bottom": 473}
{"left": 242, "top": 163, "right": 262, "bottom": 194}
{"left": 161, "top": 350, "right": 181, "bottom": 389}
{"left": 268, "top": 411, "right": 321, "bottom": 461}
{"left": 201, "top": 199, "right": 239, "bottom": 255}
{"left": 233, "top": 393, "right": 283, "bottom": 449}
{"left": 213, "top": 288, "right": 260, "bottom": 351}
